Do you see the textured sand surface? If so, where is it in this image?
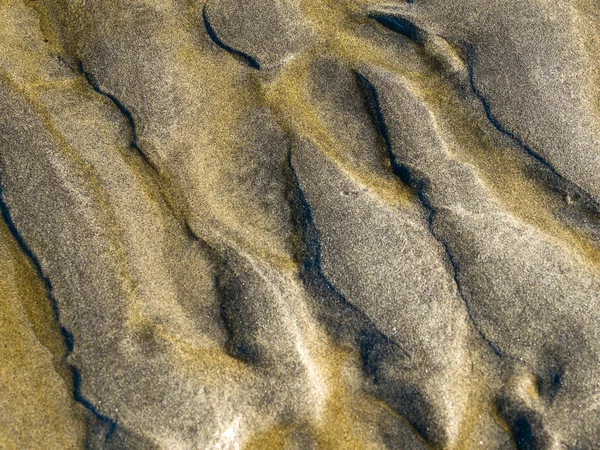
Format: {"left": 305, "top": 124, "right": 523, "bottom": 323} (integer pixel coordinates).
{"left": 1, "top": 0, "right": 600, "bottom": 448}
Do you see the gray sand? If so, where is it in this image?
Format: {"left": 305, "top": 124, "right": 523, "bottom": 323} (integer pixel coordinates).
{"left": 1, "top": 0, "right": 600, "bottom": 448}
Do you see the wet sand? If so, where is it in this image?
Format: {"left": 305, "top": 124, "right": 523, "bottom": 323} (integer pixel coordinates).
{"left": 1, "top": 0, "right": 600, "bottom": 448}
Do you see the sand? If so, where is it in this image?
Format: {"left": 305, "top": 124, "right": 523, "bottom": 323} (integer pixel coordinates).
{"left": 1, "top": 0, "right": 600, "bottom": 448}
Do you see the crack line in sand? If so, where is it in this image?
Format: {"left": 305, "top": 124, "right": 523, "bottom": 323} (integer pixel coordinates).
{"left": 285, "top": 144, "right": 413, "bottom": 369}
{"left": 75, "top": 58, "right": 261, "bottom": 366}
{"left": 202, "top": 4, "right": 261, "bottom": 70}
{"left": 465, "top": 46, "right": 600, "bottom": 211}
{"left": 74, "top": 59, "right": 160, "bottom": 177}
{"left": 77, "top": 53, "right": 268, "bottom": 370}
{"left": 355, "top": 71, "right": 503, "bottom": 358}
{"left": 0, "top": 180, "right": 118, "bottom": 443}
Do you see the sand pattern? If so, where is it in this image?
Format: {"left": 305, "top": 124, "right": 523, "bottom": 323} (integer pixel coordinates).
{"left": 1, "top": 0, "right": 600, "bottom": 448}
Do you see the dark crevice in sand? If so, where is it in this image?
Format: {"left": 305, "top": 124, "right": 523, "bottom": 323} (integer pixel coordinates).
{"left": 354, "top": 71, "right": 503, "bottom": 358}
{"left": 78, "top": 58, "right": 255, "bottom": 368}
{"left": 284, "top": 144, "right": 412, "bottom": 367}
{"left": 72, "top": 370, "right": 118, "bottom": 446}
{"left": 510, "top": 416, "right": 537, "bottom": 450}
{"left": 496, "top": 397, "right": 547, "bottom": 450}
{"left": 0, "top": 187, "right": 71, "bottom": 353}
{"left": 369, "top": 14, "right": 425, "bottom": 44}
{"left": 184, "top": 222, "right": 273, "bottom": 367}
{"left": 186, "top": 223, "right": 262, "bottom": 366}
{"left": 202, "top": 4, "right": 261, "bottom": 70}
{"left": 283, "top": 144, "right": 441, "bottom": 442}
{"left": 77, "top": 54, "right": 266, "bottom": 367}
{"left": 76, "top": 57, "right": 199, "bottom": 232}
{"left": 465, "top": 46, "right": 600, "bottom": 211}
{"left": 75, "top": 59, "right": 160, "bottom": 177}
{"left": 368, "top": 12, "right": 468, "bottom": 92}
{"left": 0, "top": 180, "right": 117, "bottom": 444}
{"left": 78, "top": 56, "right": 266, "bottom": 365}
{"left": 214, "top": 267, "right": 263, "bottom": 365}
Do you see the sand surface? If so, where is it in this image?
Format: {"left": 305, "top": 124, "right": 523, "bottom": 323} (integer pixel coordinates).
{"left": 1, "top": 0, "right": 600, "bottom": 448}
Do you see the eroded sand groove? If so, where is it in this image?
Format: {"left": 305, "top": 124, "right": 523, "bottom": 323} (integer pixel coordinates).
{"left": 1, "top": 0, "right": 600, "bottom": 448}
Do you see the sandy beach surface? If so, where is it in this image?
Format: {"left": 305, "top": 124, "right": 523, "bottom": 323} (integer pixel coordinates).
{"left": 1, "top": 0, "right": 600, "bottom": 448}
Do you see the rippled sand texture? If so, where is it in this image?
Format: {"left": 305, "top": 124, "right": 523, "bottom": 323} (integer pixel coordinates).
{"left": 1, "top": 0, "right": 600, "bottom": 448}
